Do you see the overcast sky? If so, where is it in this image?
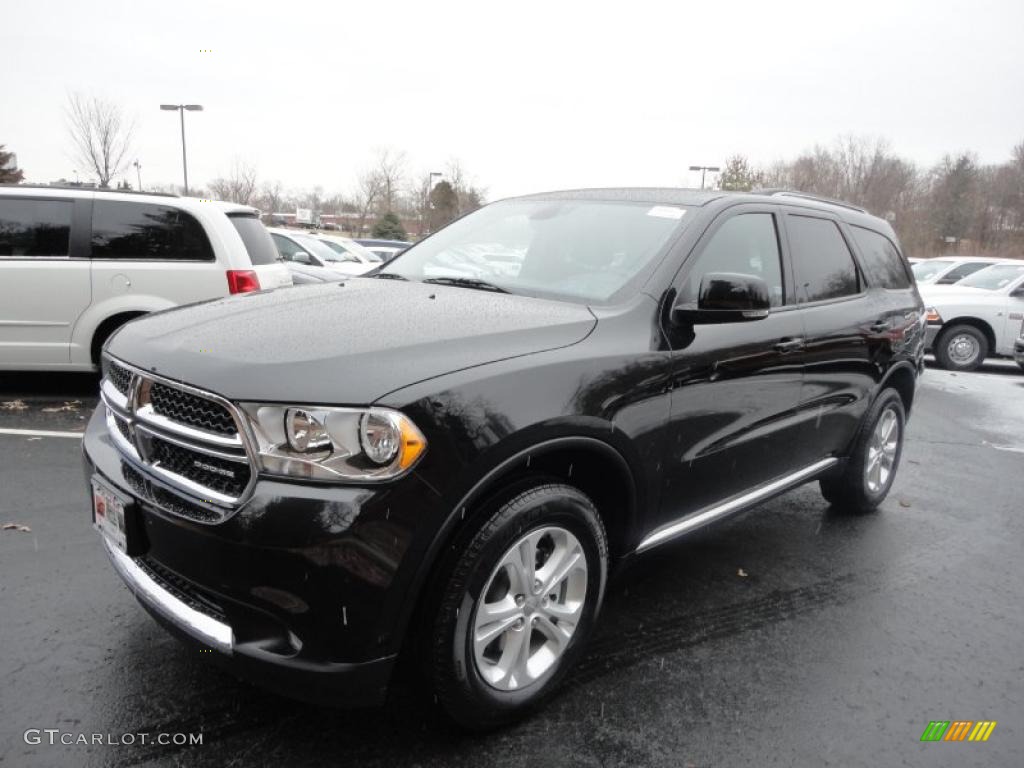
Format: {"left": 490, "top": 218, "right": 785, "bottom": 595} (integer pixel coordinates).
{"left": 3, "top": 0, "right": 1023, "bottom": 200}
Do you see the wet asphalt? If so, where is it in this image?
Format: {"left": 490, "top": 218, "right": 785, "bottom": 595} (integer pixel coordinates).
{"left": 1, "top": 362, "right": 1022, "bottom": 768}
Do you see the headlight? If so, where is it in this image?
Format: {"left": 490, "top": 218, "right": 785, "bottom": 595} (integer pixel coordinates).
{"left": 238, "top": 404, "right": 426, "bottom": 482}
{"left": 925, "top": 307, "right": 942, "bottom": 323}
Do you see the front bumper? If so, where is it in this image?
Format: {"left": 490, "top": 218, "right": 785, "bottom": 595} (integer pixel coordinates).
{"left": 83, "top": 406, "right": 445, "bottom": 706}
{"left": 1014, "top": 338, "right": 1024, "bottom": 366}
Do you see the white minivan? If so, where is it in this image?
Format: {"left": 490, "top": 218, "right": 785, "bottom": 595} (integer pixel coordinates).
{"left": 0, "top": 186, "right": 292, "bottom": 371}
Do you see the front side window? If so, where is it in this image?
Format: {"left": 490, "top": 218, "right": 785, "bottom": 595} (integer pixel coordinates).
{"left": 0, "top": 198, "right": 72, "bottom": 257}
{"left": 936, "top": 262, "right": 990, "bottom": 284}
{"left": 850, "top": 226, "right": 911, "bottom": 289}
{"left": 679, "top": 212, "right": 784, "bottom": 307}
{"left": 91, "top": 201, "right": 214, "bottom": 261}
{"left": 957, "top": 264, "right": 1024, "bottom": 291}
{"left": 787, "top": 215, "right": 860, "bottom": 303}
{"left": 271, "top": 233, "right": 303, "bottom": 261}
{"left": 382, "top": 199, "right": 689, "bottom": 303}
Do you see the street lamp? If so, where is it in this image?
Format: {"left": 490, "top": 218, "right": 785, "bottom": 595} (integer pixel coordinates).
{"left": 133, "top": 160, "right": 142, "bottom": 191}
{"left": 689, "top": 164, "right": 720, "bottom": 190}
{"left": 160, "top": 104, "right": 203, "bottom": 195}
{"left": 425, "top": 171, "right": 443, "bottom": 234}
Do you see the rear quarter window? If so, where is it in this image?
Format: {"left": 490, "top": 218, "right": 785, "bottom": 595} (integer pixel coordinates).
{"left": 0, "top": 197, "right": 73, "bottom": 256}
{"left": 229, "top": 215, "right": 279, "bottom": 265}
{"left": 849, "top": 226, "right": 911, "bottom": 289}
{"left": 91, "top": 201, "right": 214, "bottom": 261}
{"left": 787, "top": 215, "right": 861, "bottom": 303}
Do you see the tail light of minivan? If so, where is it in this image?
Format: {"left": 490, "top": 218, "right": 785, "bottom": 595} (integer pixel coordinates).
{"left": 227, "top": 270, "right": 261, "bottom": 294}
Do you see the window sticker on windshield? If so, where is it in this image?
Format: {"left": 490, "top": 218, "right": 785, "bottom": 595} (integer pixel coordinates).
{"left": 647, "top": 206, "right": 686, "bottom": 220}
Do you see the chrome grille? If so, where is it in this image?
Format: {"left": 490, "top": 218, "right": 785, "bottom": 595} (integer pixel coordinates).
{"left": 101, "top": 355, "right": 255, "bottom": 517}
{"left": 149, "top": 382, "right": 237, "bottom": 436}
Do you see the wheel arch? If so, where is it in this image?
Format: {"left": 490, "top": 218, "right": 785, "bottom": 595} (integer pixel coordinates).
{"left": 398, "top": 436, "right": 639, "bottom": 653}
{"left": 878, "top": 361, "right": 918, "bottom": 416}
{"left": 938, "top": 316, "right": 997, "bottom": 353}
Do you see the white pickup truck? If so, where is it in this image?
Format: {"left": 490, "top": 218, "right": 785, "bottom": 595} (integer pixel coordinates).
{"left": 920, "top": 262, "right": 1024, "bottom": 371}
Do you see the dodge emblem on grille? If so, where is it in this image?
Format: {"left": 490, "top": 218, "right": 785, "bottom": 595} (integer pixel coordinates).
{"left": 192, "top": 460, "right": 236, "bottom": 479}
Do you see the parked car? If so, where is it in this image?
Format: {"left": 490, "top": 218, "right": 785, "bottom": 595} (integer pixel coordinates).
{"left": 267, "top": 227, "right": 358, "bottom": 272}
{"left": 284, "top": 261, "right": 343, "bottom": 285}
{"left": 0, "top": 185, "right": 291, "bottom": 372}
{"left": 85, "top": 188, "right": 923, "bottom": 729}
{"left": 1015, "top": 334, "right": 1024, "bottom": 372}
{"left": 920, "top": 262, "right": 1024, "bottom": 370}
{"left": 911, "top": 256, "right": 1009, "bottom": 286}
{"left": 355, "top": 238, "right": 412, "bottom": 262}
{"left": 314, "top": 234, "right": 382, "bottom": 274}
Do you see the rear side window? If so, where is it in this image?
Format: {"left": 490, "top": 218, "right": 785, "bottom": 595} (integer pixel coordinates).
{"left": 229, "top": 215, "right": 279, "bottom": 265}
{"left": 91, "top": 201, "right": 214, "bottom": 261}
{"left": 787, "top": 215, "right": 860, "bottom": 303}
{"left": 0, "top": 198, "right": 72, "bottom": 257}
{"left": 849, "top": 226, "right": 911, "bottom": 289}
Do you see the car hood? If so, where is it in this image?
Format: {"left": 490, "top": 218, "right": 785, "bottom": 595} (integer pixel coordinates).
{"left": 107, "top": 278, "right": 597, "bottom": 403}
{"left": 919, "top": 285, "right": 996, "bottom": 304}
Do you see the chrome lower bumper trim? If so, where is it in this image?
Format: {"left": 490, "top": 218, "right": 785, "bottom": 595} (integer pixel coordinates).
{"left": 636, "top": 457, "right": 839, "bottom": 553}
{"left": 102, "top": 537, "right": 233, "bottom": 654}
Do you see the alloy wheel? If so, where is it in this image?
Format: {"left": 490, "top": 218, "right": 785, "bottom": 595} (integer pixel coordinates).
{"left": 471, "top": 526, "right": 588, "bottom": 691}
{"left": 865, "top": 407, "right": 900, "bottom": 494}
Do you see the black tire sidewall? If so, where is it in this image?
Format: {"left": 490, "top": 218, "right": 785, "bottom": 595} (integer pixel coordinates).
{"left": 935, "top": 324, "right": 988, "bottom": 371}
{"left": 437, "top": 484, "right": 607, "bottom": 726}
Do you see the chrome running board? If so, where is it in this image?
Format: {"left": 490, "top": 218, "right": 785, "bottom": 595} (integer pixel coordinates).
{"left": 636, "top": 458, "right": 839, "bottom": 553}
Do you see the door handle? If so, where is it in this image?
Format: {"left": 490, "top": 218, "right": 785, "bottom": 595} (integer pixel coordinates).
{"left": 870, "top": 320, "right": 892, "bottom": 333}
{"left": 774, "top": 338, "right": 805, "bottom": 353}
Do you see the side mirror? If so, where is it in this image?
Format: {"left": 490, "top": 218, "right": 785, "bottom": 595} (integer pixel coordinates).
{"left": 1010, "top": 285, "right": 1024, "bottom": 298}
{"left": 673, "top": 272, "right": 771, "bottom": 324}
{"left": 293, "top": 251, "right": 312, "bottom": 264}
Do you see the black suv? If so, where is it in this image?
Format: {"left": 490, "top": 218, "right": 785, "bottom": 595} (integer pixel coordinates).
{"left": 83, "top": 188, "right": 925, "bottom": 728}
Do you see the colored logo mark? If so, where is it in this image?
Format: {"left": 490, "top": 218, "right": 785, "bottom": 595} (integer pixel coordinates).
{"left": 920, "top": 720, "right": 997, "bottom": 742}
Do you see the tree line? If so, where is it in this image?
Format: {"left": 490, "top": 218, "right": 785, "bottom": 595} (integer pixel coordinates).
{"left": 717, "top": 136, "right": 1024, "bottom": 258}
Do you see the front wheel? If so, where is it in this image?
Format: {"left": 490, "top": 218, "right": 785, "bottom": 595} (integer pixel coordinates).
{"left": 934, "top": 324, "right": 988, "bottom": 371}
{"left": 820, "top": 389, "right": 906, "bottom": 514}
{"left": 427, "top": 482, "right": 608, "bottom": 730}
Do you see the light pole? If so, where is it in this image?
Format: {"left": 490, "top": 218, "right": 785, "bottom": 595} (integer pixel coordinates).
{"left": 133, "top": 160, "right": 142, "bottom": 191}
{"left": 425, "top": 171, "right": 443, "bottom": 234}
{"left": 160, "top": 104, "right": 203, "bottom": 195}
{"left": 689, "top": 164, "right": 720, "bottom": 190}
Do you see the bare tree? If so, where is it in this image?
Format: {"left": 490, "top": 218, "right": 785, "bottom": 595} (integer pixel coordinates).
{"left": 255, "top": 179, "right": 285, "bottom": 215}
{"left": 208, "top": 159, "right": 258, "bottom": 204}
{"left": 66, "top": 92, "right": 134, "bottom": 188}
{"left": 373, "top": 147, "right": 407, "bottom": 212}
{"left": 353, "top": 167, "right": 385, "bottom": 236}
{"left": 446, "top": 159, "right": 486, "bottom": 215}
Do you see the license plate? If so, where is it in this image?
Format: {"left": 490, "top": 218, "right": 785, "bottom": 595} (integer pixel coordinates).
{"left": 92, "top": 477, "right": 129, "bottom": 553}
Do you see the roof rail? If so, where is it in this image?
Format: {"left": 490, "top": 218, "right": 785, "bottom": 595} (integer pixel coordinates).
{"left": 0, "top": 183, "right": 179, "bottom": 198}
{"left": 754, "top": 188, "right": 868, "bottom": 214}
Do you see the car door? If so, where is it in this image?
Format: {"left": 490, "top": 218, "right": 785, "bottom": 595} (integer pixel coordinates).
{"left": 999, "top": 275, "right": 1024, "bottom": 354}
{"left": 658, "top": 205, "right": 806, "bottom": 523}
{"left": 0, "top": 194, "right": 91, "bottom": 366}
{"left": 780, "top": 210, "right": 881, "bottom": 467}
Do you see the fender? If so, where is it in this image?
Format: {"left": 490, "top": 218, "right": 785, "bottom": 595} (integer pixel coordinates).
{"left": 69, "top": 295, "right": 177, "bottom": 366}
{"left": 395, "top": 435, "right": 638, "bottom": 649}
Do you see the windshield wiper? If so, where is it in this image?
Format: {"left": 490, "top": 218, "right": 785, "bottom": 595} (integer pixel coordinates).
{"left": 421, "top": 277, "right": 508, "bottom": 293}
{"left": 373, "top": 272, "right": 408, "bottom": 280}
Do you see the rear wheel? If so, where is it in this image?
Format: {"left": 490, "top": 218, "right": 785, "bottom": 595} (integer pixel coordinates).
{"left": 934, "top": 324, "right": 988, "bottom": 371}
{"left": 820, "top": 389, "right": 905, "bottom": 514}
{"left": 426, "top": 482, "right": 607, "bottom": 730}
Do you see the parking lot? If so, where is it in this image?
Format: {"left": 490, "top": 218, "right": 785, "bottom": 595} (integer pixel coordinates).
{"left": 0, "top": 360, "right": 1019, "bottom": 767}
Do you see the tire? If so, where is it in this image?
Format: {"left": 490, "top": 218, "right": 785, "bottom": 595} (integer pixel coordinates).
{"left": 933, "top": 323, "right": 988, "bottom": 371}
{"left": 820, "top": 389, "right": 906, "bottom": 514}
{"left": 426, "top": 481, "right": 608, "bottom": 730}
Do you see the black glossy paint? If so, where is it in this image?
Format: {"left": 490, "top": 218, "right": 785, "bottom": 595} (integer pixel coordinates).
{"left": 85, "top": 189, "right": 925, "bottom": 703}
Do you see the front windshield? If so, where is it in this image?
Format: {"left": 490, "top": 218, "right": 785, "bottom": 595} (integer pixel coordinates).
{"left": 381, "top": 199, "right": 689, "bottom": 302}
{"left": 957, "top": 263, "right": 1024, "bottom": 290}
{"left": 323, "top": 238, "right": 381, "bottom": 262}
{"left": 912, "top": 259, "right": 953, "bottom": 281}
{"left": 294, "top": 234, "right": 344, "bottom": 262}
